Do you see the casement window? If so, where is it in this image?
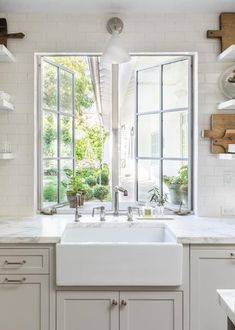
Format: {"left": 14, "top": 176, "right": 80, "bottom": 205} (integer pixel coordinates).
{"left": 38, "top": 55, "right": 193, "bottom": 212}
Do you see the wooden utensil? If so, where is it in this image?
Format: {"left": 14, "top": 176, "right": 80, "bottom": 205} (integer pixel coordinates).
{"left": 0, "top": 18, "right": 25, "bottom": 47}
{"left": 202, "top": 114, "right": 235, "bottom": 153}
{"left": 207, "top": 13, "right": 235, "bottom": 52}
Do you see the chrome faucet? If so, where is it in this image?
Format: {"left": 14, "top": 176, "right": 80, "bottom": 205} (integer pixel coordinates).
{"left": 74, "top": 193, "right": 82, "bottom": 222}
{"left": 92, "top": 206, "right": 106, "bottom": 221}
{"left": 114, "top": 186, "right": 128, "bottom": 216}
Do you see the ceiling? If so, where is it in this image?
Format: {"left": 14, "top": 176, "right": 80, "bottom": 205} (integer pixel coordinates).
{"left": 0, "top": 0, "right": 234, "bottom": 13}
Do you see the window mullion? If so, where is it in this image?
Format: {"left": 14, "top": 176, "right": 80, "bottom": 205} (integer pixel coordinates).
{"left": 57, "top": 66, "right": 61, "bottom": 204}
{"left": 160, "top": 64, "right": 163, "bottom": 195}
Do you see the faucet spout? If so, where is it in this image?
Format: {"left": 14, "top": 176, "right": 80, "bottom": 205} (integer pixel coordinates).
{"left": 113, "top": 186, "right": 128, "bottom": 216}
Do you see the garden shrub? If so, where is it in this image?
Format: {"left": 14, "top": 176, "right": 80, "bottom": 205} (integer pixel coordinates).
{"left": 43, "top": 185, "right": 57, "bottom": 202}
{"left": 93, "top": 185, "right": 109, "bottom": 201}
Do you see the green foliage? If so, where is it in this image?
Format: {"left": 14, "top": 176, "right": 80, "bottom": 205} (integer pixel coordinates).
{"left": 83, "top": 185, "right": 94, "bottom": 200}
{"left": 93, "top": 185, "right": 109, "bottom": 201}
{"left": 43, "top": 185, "right": 57, "bottom": 202}
{"left": 49, "top": 56, "right": 94, "bottom": 114}
{"left": 97, "top": 169, "right": 109, "bottom": 185}
{"left": 85, "top": 175, "right": 97, "bottom": 187}
{"left": 163, "top": 165, "right": 188, "bottom": 187}
{"left": 67, "top": 176, "right": 86, "bottom": 194}
{"left": 148, "top": 186, "right": 168, "bottom": 206}
{"left": 76, "top": 127, "right": 108, "bottom": 161}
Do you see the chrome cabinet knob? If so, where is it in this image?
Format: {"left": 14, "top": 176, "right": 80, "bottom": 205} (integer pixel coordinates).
{"left": 121, "top": 300, "right": 127, "bottom": 306}
{"left": 111, "top": 299, "right": 118, "bottom": 306}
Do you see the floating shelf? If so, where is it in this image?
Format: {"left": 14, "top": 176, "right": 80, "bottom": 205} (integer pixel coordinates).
{"left": 0, "top": 45, "right": 15, "bottom": 62}
{"left": 0, "top": 153, "right": 14, "bottom": 160}
{"left": 218, "top": 100, "right": 235, "bottom": 110}
{"left": 217, "top": 154, "right": 235, "bottom": 160}
{"left": 0, "top": 99, "right": 14, "bottom": 111}
{"left": 218, "top": 45, "right": 235, "bottom": 62}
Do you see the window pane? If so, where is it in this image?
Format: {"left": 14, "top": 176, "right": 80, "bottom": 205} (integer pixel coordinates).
{"left": 163, "top": 160, "right": 188, "bottom": 208}
{"left": 42, "top": 160, "right": 58, "bottom": 207}
{"left": 60, "top": 115, "right": 73, "bottom": 157}
{"left": 137, "top": 67, "right": 160, "bottom": 113}
{"left": 60, "top": 159, "right": 73, "bottom": 203}
{"left": 138, "top": 114, "right": 160, "bottom": 158}
{"left": 163, "top": 111, "right": 188, "bottom": 158}
{"left": 137, "top": 160, "right": 160, "bottom": 202}
{"left": 42, "top": 111, "right": 58, "bottom": 158}
{"left": 42, "top": 62, "right": 57, "bottom": 111}
{"left": 163, "top": 60, "right": 188, "bottom": 110}
{"left": 60, "top": 70, "right": 73, "bottom": 113}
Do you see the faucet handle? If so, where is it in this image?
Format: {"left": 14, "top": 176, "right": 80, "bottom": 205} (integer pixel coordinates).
{"left": 127, "top": 206, "right": 140, "bottom": 221}
{"left": 92, "top": 206, "right": 106, "bottom": 221}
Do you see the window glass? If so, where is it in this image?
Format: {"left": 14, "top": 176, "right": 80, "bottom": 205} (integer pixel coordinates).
{"left": 42, "top": 62, "right": 57, "bottom": 111}
{"left": 163, "top": 60, "right": 189, "bottom": 110}
{"left": 137, "top": 160, "right": 160, "bottom": 202}
{"left": 163, "top": 160, "right": 189, "bottom": 208}
{"left": 138, "top": 114, "right": 160, "bottom": 158}
{"left": 137, "top": 67, "right": 160, "bottom": 113}
{"left": 43, "top": 160, "right": 58, "bottom": 207}
{"left": 163, "top": 111, "right": 188, "bottom": 158}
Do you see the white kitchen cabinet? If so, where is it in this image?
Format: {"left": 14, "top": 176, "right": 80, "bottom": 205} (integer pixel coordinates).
{"left": 57, "top": 291, "right": 119, "bottom": 330}
{"left": 0, "top": 274, "right": 49, "bottom": 330}
{"left": 190, "top": 247, "right": 235, "bottom": 330}
{"left": 120, "top": 291, "right": 182, "bottom": 330}
{"left": 57, "top": 291, "right": 182, "bottom": 330}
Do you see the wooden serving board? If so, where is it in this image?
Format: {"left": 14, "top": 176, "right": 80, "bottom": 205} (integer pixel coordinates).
{"left": 202, "top": 114, "right": 235, "bottom": 153}
{"left": 207, "top": 13, "right": 235, "bottom": 52}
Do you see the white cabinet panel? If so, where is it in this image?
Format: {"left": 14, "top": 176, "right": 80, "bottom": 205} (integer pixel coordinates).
{"left": 191, "top": 248, "right": 235, "bottom": 330}
{"left": 57, "top": 291, "right": 119, "bottom": 330}
{"left": 0, "top": 274, "right": 49, "bottom": 330}
{"left": 120, "top": 291, "right": 182, "bottom": 330}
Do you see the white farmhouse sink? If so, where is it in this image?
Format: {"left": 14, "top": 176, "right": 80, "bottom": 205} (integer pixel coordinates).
{"left": 56, "top": 223, "right": 183, "bottom": 286}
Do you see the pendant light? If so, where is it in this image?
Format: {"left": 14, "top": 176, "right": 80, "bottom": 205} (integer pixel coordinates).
{"left": 102, "top": 17, "right": 131, "bottom": 64}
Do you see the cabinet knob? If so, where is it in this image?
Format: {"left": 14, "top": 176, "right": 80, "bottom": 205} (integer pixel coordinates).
{"left": 121, "top": 300, "right": 127, "bottom": 306}
{"left": 111, "top": 299, "right": 118, "bottom": 306}
{"left": 230, "top": 253, "right": 235, "bottom": 257}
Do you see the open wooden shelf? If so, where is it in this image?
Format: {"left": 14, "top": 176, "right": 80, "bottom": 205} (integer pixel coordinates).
{"left": 218, "top": 100, "right": 235, "bottom": 110}
{"left": 0, "top": 99, "right": 14, "bottom": 111}
{"left": 0, "top": 153, "right": 14, "bottom": 160}
{"left": 218, "top": 45, "right": 235, "bottom": 62}
{"left": 0, "top": 45, "right": 15, "bottom": 62}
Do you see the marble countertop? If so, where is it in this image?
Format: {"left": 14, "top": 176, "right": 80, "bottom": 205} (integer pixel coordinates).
{"left": 1, "top": 214, "right": 235, "bottom": 244}
{"left": 217, "top": 290, "right": 235, "bottom": 326}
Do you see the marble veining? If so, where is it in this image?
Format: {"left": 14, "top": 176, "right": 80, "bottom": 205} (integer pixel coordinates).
{"left": 1, "top": 214, "right": 235, "bottom": 244}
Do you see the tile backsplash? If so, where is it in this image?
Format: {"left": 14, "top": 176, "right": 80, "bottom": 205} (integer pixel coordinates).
{"left": 0, "top": 12, "right": 234, "bottom": 217}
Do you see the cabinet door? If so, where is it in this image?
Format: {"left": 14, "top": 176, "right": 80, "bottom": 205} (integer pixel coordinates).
{"left": 191, "top": 248, "right": 235, "bottom": 330}
{"left": 0, "top": 274, "right": 49, "bottom": 330}
{"left": 57, "top": 291, "right": 119, "bottom": 330}
{"left": 120, "top": 291, "right": 182, "bottom": 330}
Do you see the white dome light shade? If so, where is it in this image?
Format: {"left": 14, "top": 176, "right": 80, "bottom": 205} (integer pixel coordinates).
{"left": 101, "top": 17, "right": 131, "bottom": 64}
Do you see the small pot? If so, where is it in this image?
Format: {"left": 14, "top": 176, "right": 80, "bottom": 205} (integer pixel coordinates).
{"left": 66, "top": 190, "right": 86, "bottom": 208}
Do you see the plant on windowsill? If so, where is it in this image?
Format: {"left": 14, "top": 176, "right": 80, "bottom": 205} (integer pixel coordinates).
{"left": 148, "top": 186, "right": 168, "bottom": 216}
{"left": 66, "top": 176, "right": 86, "bottom": 208}
{"left": 163, "top": 165, "right": 188, "bottom": 206}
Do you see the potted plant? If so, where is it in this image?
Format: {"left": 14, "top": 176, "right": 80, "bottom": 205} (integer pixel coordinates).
{"left": 163, "top": 165, "right": 188, "bottom": 206}
{"left": 93, "top": 185, "right": 109, "bottom": 202}
{"left": 66, "top": 176, "right": 86, "bottom": 208}
{"left": 148, "top": 186, "right": 168, "bottom": 215}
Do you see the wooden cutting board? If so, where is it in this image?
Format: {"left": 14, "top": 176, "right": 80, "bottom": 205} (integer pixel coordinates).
{"left": 0, "top": 18, "right": 25, "bottom": 47}
{"left": 207, "top": 13, "right": 235, "bottom": 52}
{"left": 203, "top": 114, "right": 235, "bottom": 153}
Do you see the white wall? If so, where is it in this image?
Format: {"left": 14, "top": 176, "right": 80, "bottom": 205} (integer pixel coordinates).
{"left": 0, "top": 12, "right": 233, "bottom": 217}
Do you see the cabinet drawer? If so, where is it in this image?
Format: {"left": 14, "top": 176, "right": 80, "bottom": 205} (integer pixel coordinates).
{"left": 0, "top": 249, "right": 49, "bottom": 274}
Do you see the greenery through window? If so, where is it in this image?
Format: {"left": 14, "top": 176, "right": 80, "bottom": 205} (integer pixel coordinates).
{"left": 39, "top": 55, "right": 193, "bottom": 212}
